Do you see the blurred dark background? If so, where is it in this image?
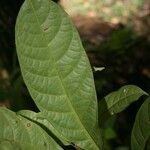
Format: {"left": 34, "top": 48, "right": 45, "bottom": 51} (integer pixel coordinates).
{"left": 0, "top": 0, "right": 149, "bottom": 149}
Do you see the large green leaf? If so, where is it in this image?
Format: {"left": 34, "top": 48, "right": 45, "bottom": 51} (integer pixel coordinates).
{"left": 102, "top": 85, "right": 147, "bottom": 115}
{"left": 15, "top": 0, "right": 102, "bottom": 149}
{"left": 0, "top": 107, "right": 62, "bottom": 150}
{"left": 131, "top": 97, "right": 150, "bottom": 150}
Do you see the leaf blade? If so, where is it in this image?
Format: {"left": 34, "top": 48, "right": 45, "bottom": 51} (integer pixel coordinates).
{"left": 131, "top": 97, "right": 150, "bottom": 150}
{"left": 15, "top": 0, "right": 102, "bottom": 149}
{"left": 104, "top": 85, "right": 147, "bottom": 115}
{"left": 0, "top": 108, "right": 62, "bottom": 150}
{"left": 17, "top": 110, "right": 69, "bottom": 145}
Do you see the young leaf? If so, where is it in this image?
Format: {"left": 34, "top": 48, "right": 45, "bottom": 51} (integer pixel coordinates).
{"left": 15, "top": 0, "right": 102, "bottom": 149}
{"left": 131, "top": 97, "right": 150, "bottom": 150}
{"left": 104, "top": 85, "right": 147, "bottom": 115}
{"left": 0, "top": 107, "right": 62, "bottom": 150}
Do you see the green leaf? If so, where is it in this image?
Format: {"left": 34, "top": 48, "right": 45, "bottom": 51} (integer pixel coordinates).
{"left": 0, "top": 140, "right": 21, "bottom": 150}
{"left": 104, "top": 85, "right": 147, "bottom": 115}
{"left": 15, "top": 0, "right": 102, "bottom": 149}
{"left": 0, "top": 107, "right": 62, "bottom": 150}
{"left": 17, "top": 110, "right": 69, "bottom": 145}
{"left": 131, "top": 97, "right": 150, "bottom": 150}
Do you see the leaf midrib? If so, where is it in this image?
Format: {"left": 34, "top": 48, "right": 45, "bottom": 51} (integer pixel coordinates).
{"left": 28, "top": 0, "right": 100, "bottom": 149}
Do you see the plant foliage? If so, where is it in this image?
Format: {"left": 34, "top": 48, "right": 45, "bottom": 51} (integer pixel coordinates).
{"left": 0, "top": 108, "right": 62, "bottom": 150}
{"left": 131, "top": 97, "right": 150, "bottom": 150}
{"left": 0, "top": 0, "right": 149, "bottom": 150}
{"left": 15, "top": 0, "right": 102, "bottom": 149}
{"left": 103, "top": 85, "right": 147, "bottom": 115}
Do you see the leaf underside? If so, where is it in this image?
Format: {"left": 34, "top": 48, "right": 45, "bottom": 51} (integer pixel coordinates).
{"left": 0, "top": 108, "right": 62, "bottom": 150}
{"left": 15, "top": 0, "right": 102, "bottom": 149}
{"left": 17, "top": 110, "right": 69, "bottom": 146}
